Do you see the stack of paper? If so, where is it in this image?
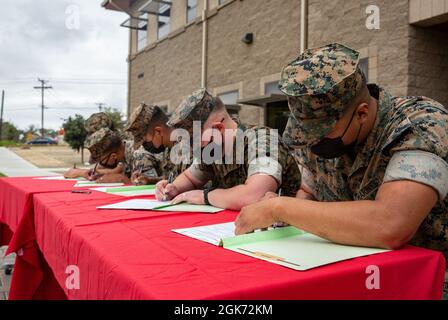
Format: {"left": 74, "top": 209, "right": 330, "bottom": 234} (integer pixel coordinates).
{"left": 74, "top": 181, "right": 124, "bottom": 188}
{"left": 34, "top": 176, "right": 85, "bottom": 181}
{"left": 97, "top": 199, "right": 224, "bottom": 213}
{"left": 91, "top": 185, "right": 156, "bottom": 197}
{"left": 172, "top": 223, "right": 390, "bottom": 271}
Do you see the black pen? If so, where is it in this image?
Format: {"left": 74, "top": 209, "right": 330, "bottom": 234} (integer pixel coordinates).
{"left": 163, "top": 172, "right": 174, "bottom": 201}
{"left": 89, "top": 162, "right": 99, "bottom": 180}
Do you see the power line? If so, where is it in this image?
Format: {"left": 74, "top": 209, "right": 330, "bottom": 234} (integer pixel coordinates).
{"left": 33, "top": 79, "right": 52, "bottom": 138}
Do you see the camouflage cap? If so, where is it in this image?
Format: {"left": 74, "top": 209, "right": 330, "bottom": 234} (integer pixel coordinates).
{"left": 85, "top": 112, "right": 114, "bottom": 135}
{"left": 124, "top": 103, "right": 161, "bottom": 150}
{"left": 167, "top": 88, "right": 218, "bottom": 130}
{"left": 85, "top": 128, "right": 120, "bottom": 164}
{"left": 279, "top": 43, "right": 365, "bottom": 147}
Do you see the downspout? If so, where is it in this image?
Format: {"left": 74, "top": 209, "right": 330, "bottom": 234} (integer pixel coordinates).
{"left": 201, "top": 0, "right": 209, "bottom": 88}
{"left": 109, "top": 0, "right": 133, "bottom": 118}
{"left": 300, "top": 0, "right": 308, "bottom": 53}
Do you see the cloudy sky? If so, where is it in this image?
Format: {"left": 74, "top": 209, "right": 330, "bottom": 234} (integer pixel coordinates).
{"left": 0, "top": 0, "right": 129, "bottom": 131}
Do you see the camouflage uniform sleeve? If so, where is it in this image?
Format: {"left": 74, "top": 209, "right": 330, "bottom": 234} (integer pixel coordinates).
{"left": 123, "top": 140, "right": 135, "bottom": 177}
{"left": 384, "top": 102, "right": 448, "bottom": 200}
{"left": 132, "top": 147, "right": 161, "bottom": 179}
{"left": 246, "top": 128, "right": 282, "bottom": 184}
{"left": 188, "top": 158, "right": 214, "bottom": 182}
{"left": 384, "top": 150, "right": 448, "bottom": 200}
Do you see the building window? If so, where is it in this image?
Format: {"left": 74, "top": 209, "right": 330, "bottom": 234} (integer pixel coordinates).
{"left": 218, "top": 0, "right": 226, "bottom": 5}
{"left": 137, "top": 13, "right": 148, "bottom": 52}
{"left": 218, "top": 90, "right": 240, "bottom": 118}
{"left": 264, "top": 81, "right": 282, "bottom": 95}
{"left": 359, "top": 58, "right": 369, "bottom": 82}
{"left": 218, "top": 90, "right": 239, "bottom": 105}
{"left": 158, "top": 0, "right": 171, "bottom": 40}
{"left": 187, "top": 0, "right": 198, "bottom": 24}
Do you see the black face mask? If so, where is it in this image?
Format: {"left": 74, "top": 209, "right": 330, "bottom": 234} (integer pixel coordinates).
{"left": 310, "top": 110, "right": 362, "bottom": 159}
{"left": 143, "top": 141, "right": 165, "bottom": 154}
{"left": 99, "top": 153, "right": 118, "bottom": 169}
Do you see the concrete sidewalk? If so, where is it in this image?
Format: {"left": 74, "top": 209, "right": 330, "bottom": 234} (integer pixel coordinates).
{"left": 0, "top": 147, "right": 56, "bottom": 177}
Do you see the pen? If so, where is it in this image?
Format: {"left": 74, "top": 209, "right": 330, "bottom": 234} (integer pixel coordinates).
{"left": 163, "top": 172, "right": 174, "bottom": 201}
{"left": 134, "top": 164, "right": 144, "bottom": 185}
{"left": 71, "top": 190, "right": 92, "bottom": 195}
{"left": 90, "top": 162, "right": 98, "bottom": 179}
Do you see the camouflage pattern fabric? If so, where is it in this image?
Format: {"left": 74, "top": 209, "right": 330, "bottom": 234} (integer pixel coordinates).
{"left": 290, "top": 85, "right": 448, "bottom": 258}
{"left": 279, "top": 43, "right": 365, "bottom": 147}
{"left": 167, "top": 88, "right": 219, "bottom": 129}
{"left": 85, "top": 112, "right": 115, "bottom": 135}
{"left": 191, "top": 122, "right": 301, "bottom": 197}
{"left": 85, "top": 128, "right": 120, "bottom": 164}
{"left": 132, "top": 145, "right": 165, "bottom": 179}
{"left": 125, "top": 103, "right": 162, "bottom": 150}
{"left": 161, "top": 147, "right": 191, "bottom": 180}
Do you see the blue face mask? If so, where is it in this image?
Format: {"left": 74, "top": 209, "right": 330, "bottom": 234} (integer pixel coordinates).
{"left": 310, "top": 110, "right": 362, "bottom": 159}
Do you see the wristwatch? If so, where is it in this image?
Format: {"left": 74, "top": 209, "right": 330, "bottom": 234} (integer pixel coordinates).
{"left": 204, "top": 188, "right": 213, "bottom": 206}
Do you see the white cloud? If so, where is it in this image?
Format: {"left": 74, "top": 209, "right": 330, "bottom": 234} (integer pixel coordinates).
{"left": 0, "top": 0, "right": 129, "bottom": 130}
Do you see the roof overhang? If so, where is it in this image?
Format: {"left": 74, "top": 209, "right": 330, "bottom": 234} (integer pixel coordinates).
{"left": 139, "top": 0, "right": 172, "bottom": 16}
{"left": 101, "top": 0, "right": 133, "bottom": 12}
{"left": 409, "top": 0, "right": 448, "bottom": 26}
{"left": 237, "top": 94, "right": 287, "bottom": 107}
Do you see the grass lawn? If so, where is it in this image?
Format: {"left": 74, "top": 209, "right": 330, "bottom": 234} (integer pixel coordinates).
{"left": 0, "top": 140, "right": 20, "bottom": 148}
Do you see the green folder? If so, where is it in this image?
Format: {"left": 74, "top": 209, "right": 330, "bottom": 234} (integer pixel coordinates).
{"left": 173, "top": 223, "right": 390, "bottom": 271}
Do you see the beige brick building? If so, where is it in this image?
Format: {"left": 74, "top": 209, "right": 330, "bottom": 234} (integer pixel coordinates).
{"left": 102, "top": 0, "right": 448, "bottom": 135}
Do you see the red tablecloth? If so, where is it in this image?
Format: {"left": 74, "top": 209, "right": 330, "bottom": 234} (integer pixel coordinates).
{"left": 3, "top": 177, "right": 446, "bottom": 300}
{"left": 0, "top": 176, "right": 78, "bottom": 246}
{"left": 14, "top": 190, "right": 443, "bottom": 299}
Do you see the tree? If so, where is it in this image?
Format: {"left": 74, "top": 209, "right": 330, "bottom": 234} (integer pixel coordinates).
{"left": 0, "top": 122, "right": 21, "bottom": 141}
{"left": 63, "top": 115, "right": 87, "bottom": 163}
{"left": 104, "top": 107, "right": 124, "bottom": 130}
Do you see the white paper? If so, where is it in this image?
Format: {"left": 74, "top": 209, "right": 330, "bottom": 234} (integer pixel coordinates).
{"left": 97, "top": 199, "right": 169, "bottom": 210}
{"left": 34, "top": 176, "right": 83, "bottom": 181}
{"left": 74, "top": 181, "right": 124, "bottom": 188}
{"left": 172, "top": 222, "right": 236, "bottom": 246}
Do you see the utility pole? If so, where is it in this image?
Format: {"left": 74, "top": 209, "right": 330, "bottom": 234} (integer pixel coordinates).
{"left": 0, "top": 90, "right": 4, "bottom": 141}
{"left": 96, "top": 103, "right": 105, "bottom": 112}
{"left": 34, "top": 79, "right": 52, "bottom": 137}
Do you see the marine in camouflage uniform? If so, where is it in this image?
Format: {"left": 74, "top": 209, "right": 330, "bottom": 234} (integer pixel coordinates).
{"left": 85, "top": 112, "right": 115, "bottom": 136}
{"left": 167, "top": 88, "right": 300, "bottom": 197}
{"left": 125, "top": 103, "right": 191, "bottom": 180}
{"left": 85, "top": 127, "right": 146, "bottom": 179}
{"left": 280, "top": 43, "right": 448, "bottom": 297}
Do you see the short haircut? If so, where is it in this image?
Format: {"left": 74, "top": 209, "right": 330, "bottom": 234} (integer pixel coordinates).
{"left": 345, "top": 76, "right": 370, "bottom": 113}
{"left": 147, "top": 106, "right": 169, "bottom": 132}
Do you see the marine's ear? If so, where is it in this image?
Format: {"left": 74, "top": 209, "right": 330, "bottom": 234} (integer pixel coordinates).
{"left": 355, "top": 102, "right": 369, "bottom": 124}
